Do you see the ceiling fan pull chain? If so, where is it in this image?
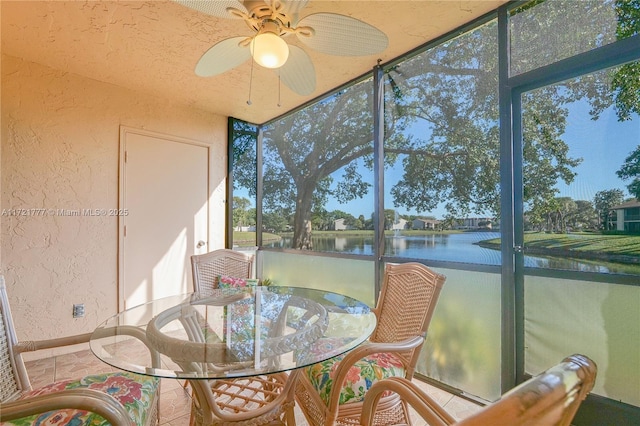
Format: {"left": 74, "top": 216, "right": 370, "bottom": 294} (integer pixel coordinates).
{"left": 278, "top": 70, "right": 282, "bottom": 107}
{"left": 247, "top": 56, "right": 254, "bottom": 106}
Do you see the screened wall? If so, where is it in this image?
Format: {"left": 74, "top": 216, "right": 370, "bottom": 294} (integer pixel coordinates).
{"left": 230, "top": 0, "right": 640, "bottom": 421}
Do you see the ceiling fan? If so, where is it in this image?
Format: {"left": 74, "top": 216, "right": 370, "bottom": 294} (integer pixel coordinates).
{"left": 175, "top": 0, "right": 389, "bottom": 96}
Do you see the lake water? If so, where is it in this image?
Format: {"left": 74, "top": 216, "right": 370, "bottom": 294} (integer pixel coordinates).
{"left": 266, "top": 232, "right": 639, "bottom": 274}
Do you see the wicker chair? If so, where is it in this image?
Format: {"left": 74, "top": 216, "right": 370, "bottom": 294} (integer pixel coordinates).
{"left": 361, "top": 354, "right": 597, "bottom": 426}
{"left": 187, "top": 248, "right": 296, "bottom": 425}
{"left": 191, "top": 248, "right": 254, "bottom": 293}
{"left": 295, "top": 262, "right": 446, "bottom": 426}
{"left": 0, "top": 276, "right": 160, "bottom": 425}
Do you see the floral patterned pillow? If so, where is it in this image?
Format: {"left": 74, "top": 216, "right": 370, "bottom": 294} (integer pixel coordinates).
{"left": 218, "top": 275, "right": 259, "bottom": 288}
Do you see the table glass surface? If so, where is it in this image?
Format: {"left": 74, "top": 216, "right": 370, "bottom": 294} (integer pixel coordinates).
{"left": 90, "top": 286, "right": 376, "bottom": 379}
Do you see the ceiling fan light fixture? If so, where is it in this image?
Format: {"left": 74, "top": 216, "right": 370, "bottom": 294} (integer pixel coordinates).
{"left": 250, "top": 29, "right": 289, "bottom": 69}
{"left": 185, "top": 0, "right": 388, "bottom": 98}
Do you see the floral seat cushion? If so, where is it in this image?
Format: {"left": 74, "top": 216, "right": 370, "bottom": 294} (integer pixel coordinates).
{"left": 303, "top": 351, "right": 406, "bottom": 406}
{"left": 2, "top": 371, "right": 159, "bottom": 426}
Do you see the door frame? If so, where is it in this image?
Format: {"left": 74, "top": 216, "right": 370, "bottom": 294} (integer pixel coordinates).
{"left": 118, "top": 126, "right": 213, "bottom": 312}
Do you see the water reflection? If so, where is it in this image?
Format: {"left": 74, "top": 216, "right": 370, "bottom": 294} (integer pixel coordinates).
{"left": 265, "top": 232, "right": 640, "bottom": 274}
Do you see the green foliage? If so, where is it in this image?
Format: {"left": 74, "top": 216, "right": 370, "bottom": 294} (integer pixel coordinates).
{"left": 232, "top": 196, "right": 254, "bottom": 228}
{"left": 260, "top": 278, "right": 273, "bottom": 286}
{"left": 615, "top": 0, "right": 640, "bottom": 39}
{"left": 262, "top": 210, "right": 290, "bottom": 233}
{"left": 232, "top": 120, "right": 258, "bottom": 198}
{"left": 607, "top": 1, "right": 639, "bottom": 120}
{"left": 617, "top": 147, "right": 640, "bottom": 198}
{"left": 595, "top": 189, "right": 626, "bottom": 230}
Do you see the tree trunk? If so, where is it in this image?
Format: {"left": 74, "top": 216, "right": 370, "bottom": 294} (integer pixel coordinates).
{"left": 292, "top": 185, "right": 314, "bottom": 250}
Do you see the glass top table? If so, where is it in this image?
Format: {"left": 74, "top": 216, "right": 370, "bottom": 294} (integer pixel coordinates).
{"left": 90, "top": 286, "right": 376, "bottom": 380}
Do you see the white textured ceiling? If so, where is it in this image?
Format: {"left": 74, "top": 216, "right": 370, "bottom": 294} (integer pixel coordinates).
{"left": 1, "top": 0, "right": 507, "bottom": 124}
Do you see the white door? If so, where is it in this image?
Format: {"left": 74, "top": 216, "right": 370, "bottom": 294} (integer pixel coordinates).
{"left": 119, "top": 127, "right": 210, "bottom": 310}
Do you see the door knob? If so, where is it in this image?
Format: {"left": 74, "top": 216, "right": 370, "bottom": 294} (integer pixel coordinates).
{"left": 197, "top": 240, "right": 206, "bottom": 248}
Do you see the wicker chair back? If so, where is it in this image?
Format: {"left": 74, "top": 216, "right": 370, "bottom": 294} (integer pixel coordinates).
{"left": 191, "top": 249, "right": 254, "bottom": 292}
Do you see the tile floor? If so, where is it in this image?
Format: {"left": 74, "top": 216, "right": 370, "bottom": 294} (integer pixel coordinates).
{"left": 24, "top": 349, "right": 483, "bottom": 425}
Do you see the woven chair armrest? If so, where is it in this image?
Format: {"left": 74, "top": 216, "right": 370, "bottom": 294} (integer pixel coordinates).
{"left": 0, "top": 389, "right": 134, "bottom": 425}
{"left": 15, "top": 326, "right": 161, "bottom": 369}
{"left": 12, "top": 333, "right": 92, "bottom": 354}
{"left": 92, "top": 325, "right": 163, "bottom": 369}
{"left": 326, "top": 335, "right": 425, "bottom": 413}
{"left": 338, "top": 335, "right": 425, "bottom": 367}
{"left": 361, "top": 376, "right": 455, "bottom": 426}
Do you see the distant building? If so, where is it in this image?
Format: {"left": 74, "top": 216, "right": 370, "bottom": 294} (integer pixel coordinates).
{"left": 392, "top": 218, "right": 408, "bottom": 230}
{"left": 334, "top": 218, "right": 349, "bottom": 231}
{"left": 412, "top": 218, "right": 440, "bottom": 230}
{"left": 454, "top": 217, "right": 493, "bottom": 230}
{"left": 610, "top": 199, "right": 640, "bottom": 232}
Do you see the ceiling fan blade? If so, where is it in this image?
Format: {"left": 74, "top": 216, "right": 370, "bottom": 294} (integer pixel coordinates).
{"left": 195, "top": 37, "right": 251, "bottom": 77}
{"left": 278, "top": 45, "right": 316, "bottom": 96}
{"left": 173, "top": 0, "right": 247, "bottom": 19}
{"left": 297, "top": 13, "right": 388, "bottom": 56}
{"left": 278, "top": 0, "right": 309, "bottom": 19}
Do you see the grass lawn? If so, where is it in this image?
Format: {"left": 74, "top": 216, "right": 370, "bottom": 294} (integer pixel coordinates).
{"left": 233, "top": 231, "right": 280, "bottom": 246}
{"left": 482, "top": 232, "right": 640, "bottom": 257}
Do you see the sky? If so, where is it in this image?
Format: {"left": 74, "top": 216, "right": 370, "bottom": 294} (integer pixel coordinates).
{"left": 554, "top": 101, "right": 640, "bottom": 203}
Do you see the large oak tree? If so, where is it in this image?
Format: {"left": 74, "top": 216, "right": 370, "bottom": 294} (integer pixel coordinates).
{"left": 235, "top": 0, "right": 639, "bottom": 249}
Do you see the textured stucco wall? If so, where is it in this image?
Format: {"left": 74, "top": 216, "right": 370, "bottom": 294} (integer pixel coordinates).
{"left": 1, "top": 54, "right": 227, "bottom": 356}
{"left": 0, "top": 1, "right": 3, "bottom": 270}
